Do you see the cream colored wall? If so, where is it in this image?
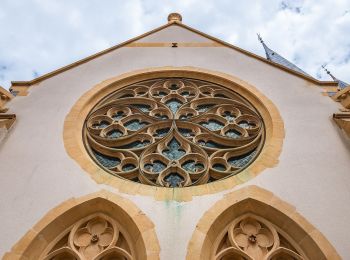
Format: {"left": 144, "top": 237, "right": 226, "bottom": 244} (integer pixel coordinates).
{"left": 1, "top": 24, "right": 349, "bottom": 259}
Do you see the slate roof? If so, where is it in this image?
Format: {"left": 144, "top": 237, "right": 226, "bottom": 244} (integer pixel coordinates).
{"left": 322, "top": 65, "right": 349, "bottom": 90}
{"left": 258, "top": 34, "right": 310, "bottom": 77}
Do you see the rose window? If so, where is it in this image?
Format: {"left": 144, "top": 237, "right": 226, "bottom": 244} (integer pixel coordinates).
{"left": 84, "top": 78, "right": 265, "bottom": 187}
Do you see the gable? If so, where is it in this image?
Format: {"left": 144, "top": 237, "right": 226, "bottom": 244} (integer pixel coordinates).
{"left": 10, "top": 18, "right": 337, "bottom": 92}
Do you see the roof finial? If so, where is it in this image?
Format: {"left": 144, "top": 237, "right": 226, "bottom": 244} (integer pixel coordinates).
{"left": 321, "top": 64, "right": 337, "bottom": 81}
{"left": 257, "top": 33, "right": 264, "bottom": 43}
{"left": 168, "top": 13, "right": 182, "bottom": 23}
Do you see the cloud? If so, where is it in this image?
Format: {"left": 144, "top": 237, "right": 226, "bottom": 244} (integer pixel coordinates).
{"left": 0, "top": 0, "right": 349, "bottom": 89}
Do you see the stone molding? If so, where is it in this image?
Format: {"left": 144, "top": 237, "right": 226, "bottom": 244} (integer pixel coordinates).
{"left": 0, "top": 86, "right": 16, "bottom": 131}
{"left": 333, "top": 112, "right": 350, "bottom": 137}
{"left": 333, "top": 85, "right": 350, "bottom": 109}
{"left": 63, "top": 66, "right": 285, "bottom": 201}
{"left": 4, "top": 190, "right": 160, "bottom": 260}
{"left": 186, "top": 185, "right": 340, "bottom": 260}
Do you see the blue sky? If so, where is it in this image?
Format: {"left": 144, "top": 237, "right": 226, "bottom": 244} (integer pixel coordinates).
{"left": 0, "top": 0, "right": 349, "bottom": 88}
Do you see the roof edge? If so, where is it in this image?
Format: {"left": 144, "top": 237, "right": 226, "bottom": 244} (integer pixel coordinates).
{"left": 11, "top": 20, "right": 337, "bottom": 88}
{"left": 11, "top": 21, "right": 176, "bottom": 87}
{"left": 175, "top": 22, "right": 337, "bottom": 86}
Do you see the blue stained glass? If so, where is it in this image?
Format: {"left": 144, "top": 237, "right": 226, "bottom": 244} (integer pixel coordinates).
{"left": 132, "top": 104, "right": 151, "bottom": 112}
{"left": 122, "top": 164, "right": 136, "bottom": 171}
{"left": 181, "top": 91, "right": 193, "bottom": 97}
{"left": 93, "top": 121, "right": 109, "bottom": 129}
{"left": 155, "top": 114, "right": 168, "bottom": 120}
{"left": 198, "top": 140, "right": 228, "bottom": 149}
{"left": 112, "top": 111, "right": 125, "bottom": 121}
{"left": 238, "top": 121, "right": 255, "bottom": 129}
{"left": 154, "top": 128, "right": 170, "bottom": 137}
{"left": 213, "top": 163, "right": 226, "bottom": 171}
{"left": 124, "top": 120, "right": 149, "bottom": 131}
{"left": 162, "top": 138, "right": 186, "bottom": 160}
{"left": 144, "top": 160, "right": 167, "bottom": 173}
{"left": 179, "top": 128, "right": 193, "bottom": 137}
{"left": 107, "top": 129, "right": 123, "bottom": 139}
{"left": 118, "top": 140, "right": 150, "bottom": 149}
{"left": 166, "top": 99, "right": 183, "bottom": 114}
{"left": 182, "top": 161, "right": 204, "bottom": 172}
{"left": 225, "top": 129, "right": 241, "bottom": 139}
{"left": 200, "top": 120, "right": 224, "bottom": 131}
{"left": 179, "top": 114, "right": 192, "bottom": 120}
{"left": 228, "top": 150, "right": 257, "bottom": 168}
{"left": 93, "top": 150, "right": 120, "bottom": 168}
{"left": 223, "top": 111, "right": 236, "bottom": 122}
{"left": 165, "top": 173, "right": 184, "bottom": 187}
{"left": 154, "top": 91, "right": 167, "bottom": 97}
{"left": 196, "top": 104, "right": 214, "bottom": 112}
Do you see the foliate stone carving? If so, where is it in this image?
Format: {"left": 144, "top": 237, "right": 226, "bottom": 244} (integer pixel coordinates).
{"left": 43, "top": 213, "right": 134, "bottom": 260}
{"left": 214, "top": 214, "right": 304, "bottom": 260}
{"left": 84, "top": 78, "right": 264, "bottom": 187}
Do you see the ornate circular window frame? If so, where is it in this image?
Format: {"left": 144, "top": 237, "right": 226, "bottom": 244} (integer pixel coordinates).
{"left": 63, "top": 67, "right": 284, "bottom": 201}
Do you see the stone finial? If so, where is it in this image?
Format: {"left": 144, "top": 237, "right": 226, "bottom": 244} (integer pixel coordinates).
{"left": 167, "top": 13, "right": 182, "bottom": 23}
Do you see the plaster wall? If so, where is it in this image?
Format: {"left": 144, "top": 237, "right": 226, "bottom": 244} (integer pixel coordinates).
{"left": 0, "top": 25, "right": 349, "bottom": 259}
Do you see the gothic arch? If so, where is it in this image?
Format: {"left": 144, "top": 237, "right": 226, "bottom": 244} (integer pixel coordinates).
{"left": 4, "top": 191, "right": 160, "bottom": 260}
{"left": 186, "top": 185, "right": 340, "bottom": 260}
{"left": 63, "top": 66, "right": 284, "bottom": 201}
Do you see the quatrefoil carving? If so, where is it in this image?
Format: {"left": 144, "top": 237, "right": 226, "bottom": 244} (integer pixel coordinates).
{"left": 43, "top": 213, "right": 134, "bottom": 260}
{"left": 214, "top": 214, "right": 305, "bottom": 260}
{"left": 84, "top": 78, "right": 265, "bottom": 187}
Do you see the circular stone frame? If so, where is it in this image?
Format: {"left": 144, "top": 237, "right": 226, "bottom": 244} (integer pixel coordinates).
{"left": 63, "top": 67, "right": 284, "bottom": 201}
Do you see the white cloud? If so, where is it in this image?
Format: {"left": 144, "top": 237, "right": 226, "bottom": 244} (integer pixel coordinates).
{"left": 0, "top": 0, "right": 349, "bottom": 88}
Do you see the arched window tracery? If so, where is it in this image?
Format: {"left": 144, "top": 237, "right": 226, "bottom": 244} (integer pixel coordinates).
{"left": 186, "top": 186, "right": 340, "bottom": 260}
{"left": 214, "top": 214, "right": 305, "bottom": 260}
{"left": 5, "top": 193, "right": 160, "bottom": 260}
{"left": 43, "top": 213, "right": 133, "bottom": 260}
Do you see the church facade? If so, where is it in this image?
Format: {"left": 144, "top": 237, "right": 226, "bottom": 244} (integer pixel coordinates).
{"left": 1, "top": 13, "right": 350, "bottom": 259}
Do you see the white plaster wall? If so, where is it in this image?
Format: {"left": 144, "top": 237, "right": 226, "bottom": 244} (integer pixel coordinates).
{"left": 0, "top": 25, "right": 349, "bottom": 259}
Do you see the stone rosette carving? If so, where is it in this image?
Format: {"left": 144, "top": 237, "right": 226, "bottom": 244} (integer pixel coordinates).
{"left": 84, "top": 78, "right": 265, "bottom": 187}
{"left": 43, "top": 213, "right": 134, "bottom": 260}
{"left": 215, "top": 214, "right": 305, "bottom": 260}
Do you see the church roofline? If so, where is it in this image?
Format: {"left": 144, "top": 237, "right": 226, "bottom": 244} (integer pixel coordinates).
{"left": 10, "top": 17, "right": 337, "bottom": 90}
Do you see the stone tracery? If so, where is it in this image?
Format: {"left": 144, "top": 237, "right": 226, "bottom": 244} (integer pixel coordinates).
{"left": 43, "top": 213, "right": 134, "bottom": 260}
{"left": 84, "top": 78, "right": 264, "bottom": 187}
{"left": 214, "top": 214, "right": 305, "bottom": 260}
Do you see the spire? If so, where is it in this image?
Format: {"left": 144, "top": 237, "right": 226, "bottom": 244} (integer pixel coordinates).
{"left": 322, "top": 65, "right": 349, "bottom": 90}
{"left": 257, "top": 34, "right": 310, "bottom": 77}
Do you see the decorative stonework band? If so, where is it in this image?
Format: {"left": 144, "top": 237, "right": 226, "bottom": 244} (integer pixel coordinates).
{"left": 63, "top": 67, "right": 285, "bottom": 201}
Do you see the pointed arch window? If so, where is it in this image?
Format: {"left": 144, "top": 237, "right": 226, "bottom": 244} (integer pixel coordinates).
{"left": 186, "top": 186, "right": 340, "bottom": 260}
{"left": 5, "top": 192, "right": 160, "bottom": 260}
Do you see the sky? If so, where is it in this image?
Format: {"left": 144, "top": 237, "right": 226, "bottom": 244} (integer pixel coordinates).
{"left": 0, "top": 0, "right": 349, "bottom": 89}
